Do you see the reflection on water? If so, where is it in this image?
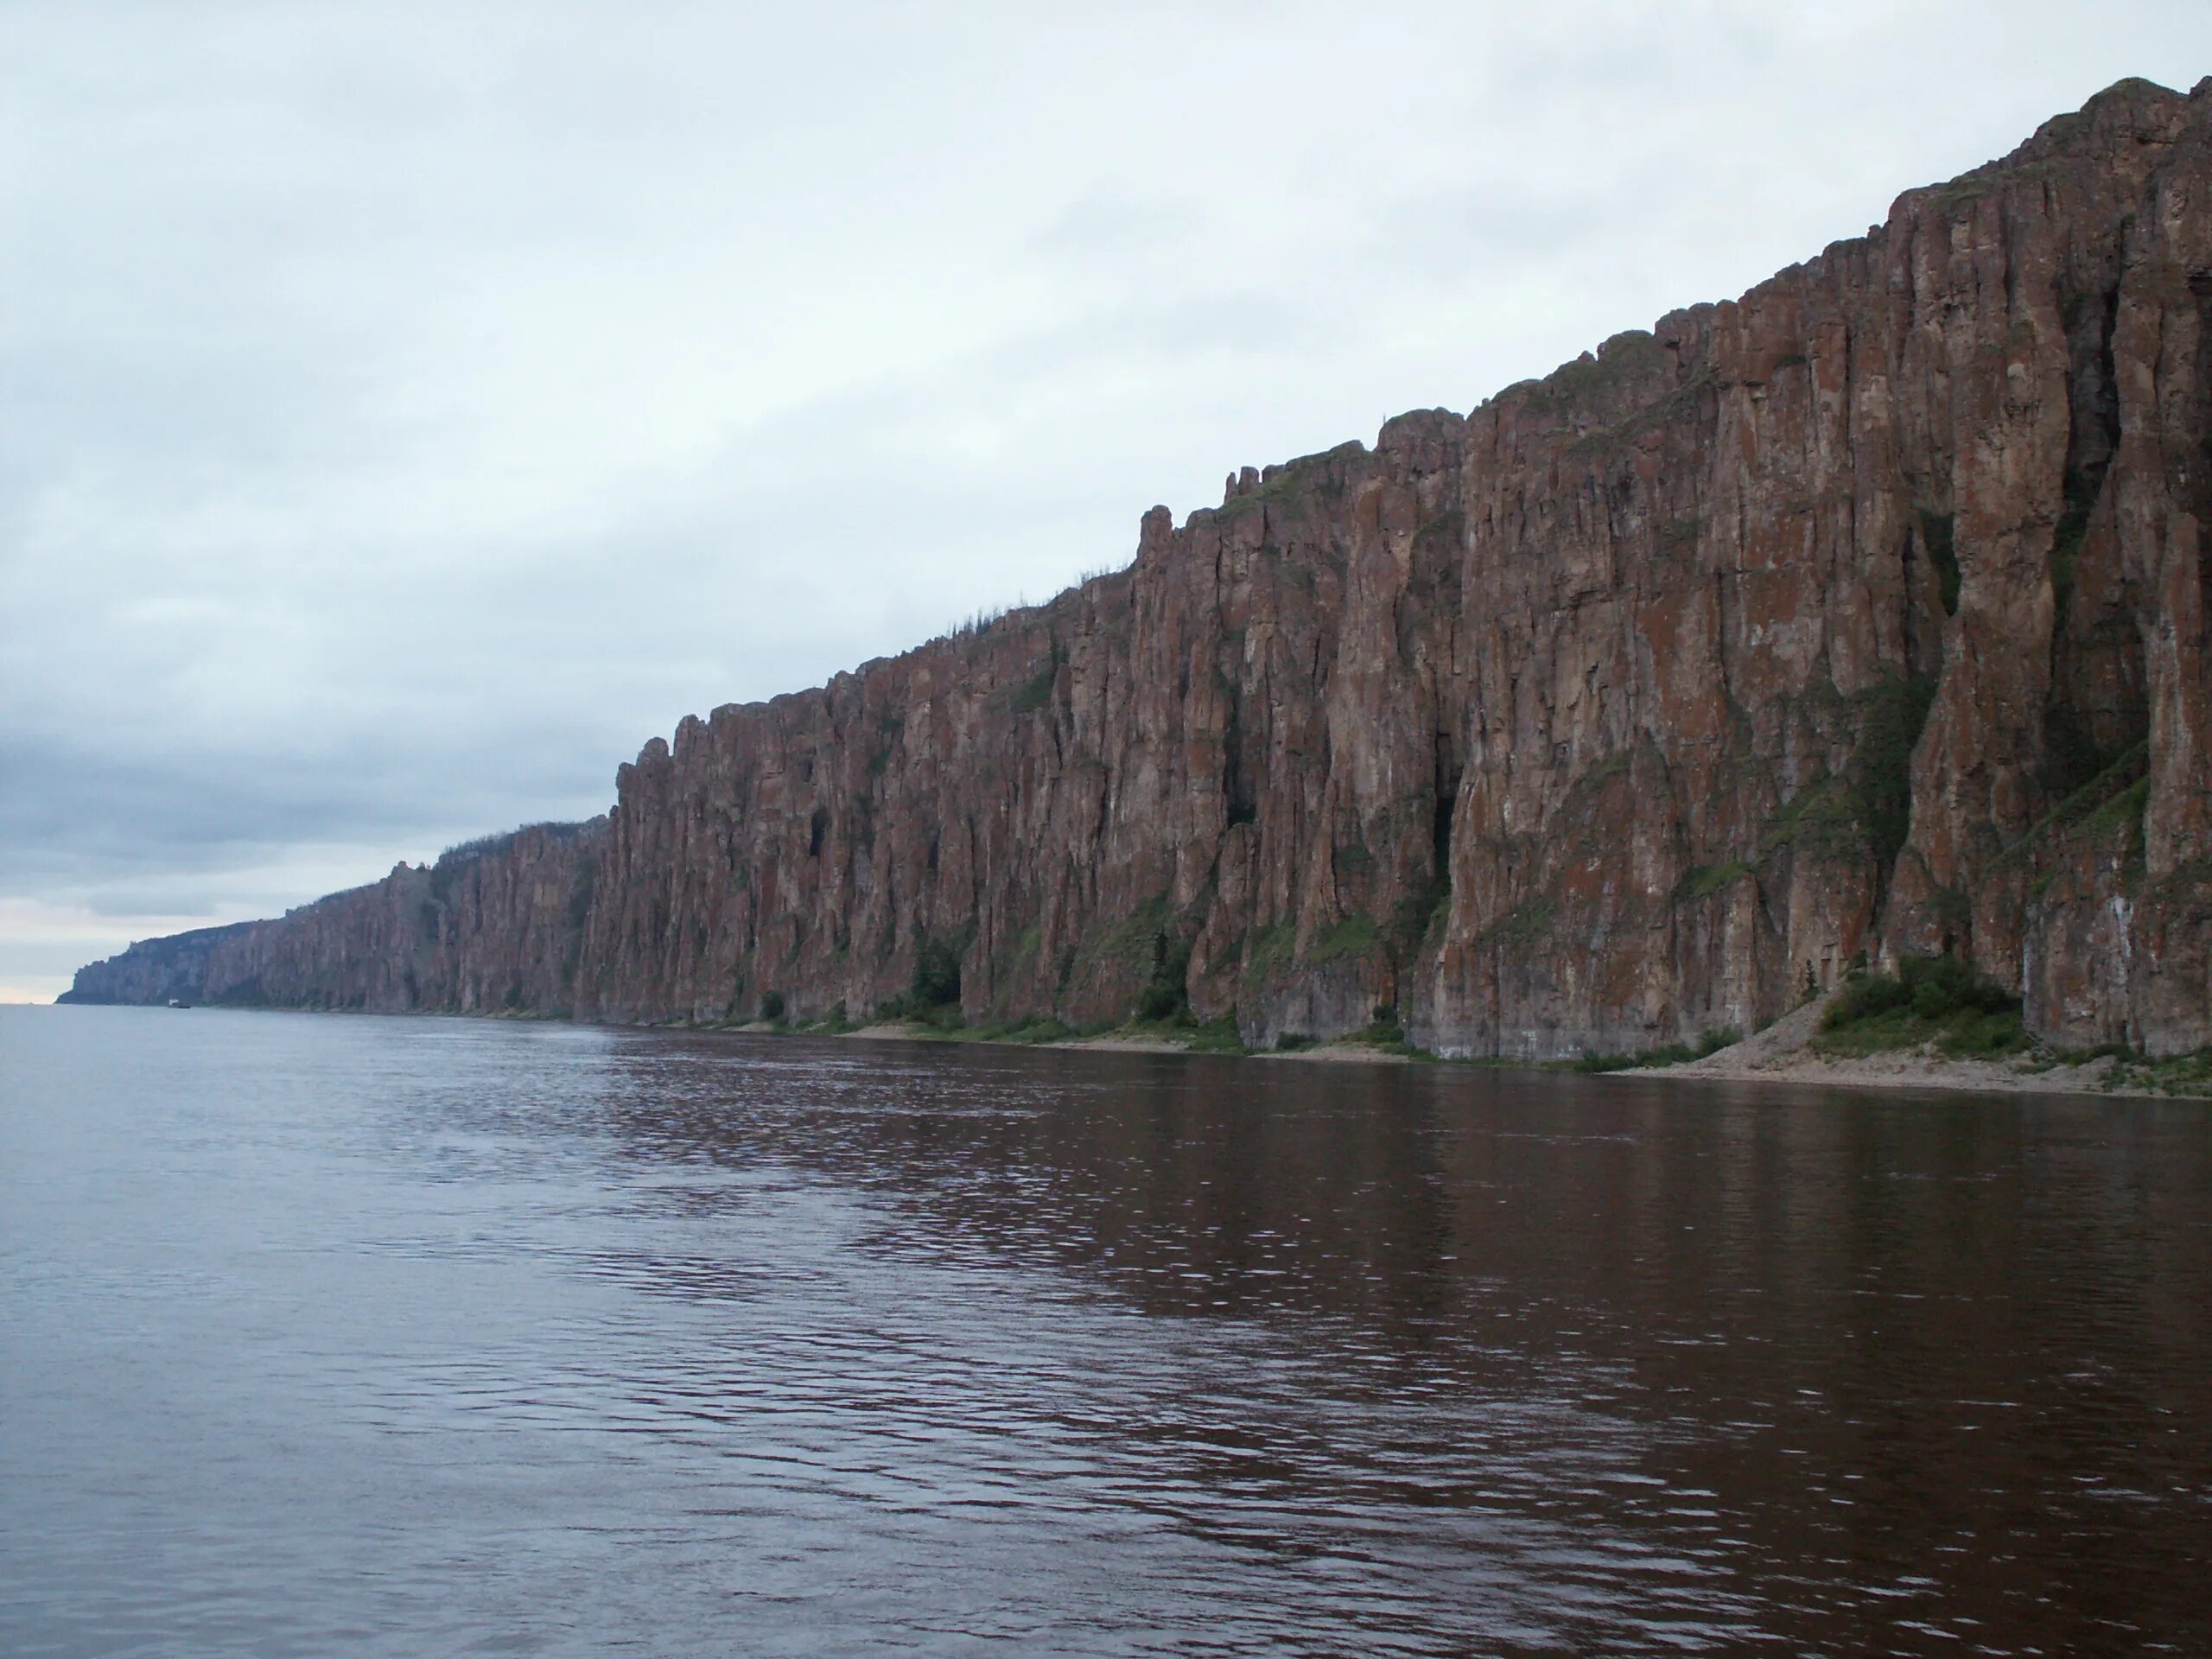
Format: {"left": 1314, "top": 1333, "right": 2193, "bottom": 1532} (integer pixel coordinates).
{"left": 2, "top": 1007, "right": 2206, "bottom": 1656}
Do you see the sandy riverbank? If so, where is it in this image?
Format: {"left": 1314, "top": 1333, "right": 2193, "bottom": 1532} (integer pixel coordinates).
{"left": 727, "top": 1007, "right": 2191, "bottom": 1097}
{"left": 841, "top": 1022, "right": 1411, "bottom": 1060}
{"left": 1634, "top": 994, "right": 2166, "bottom": 1098}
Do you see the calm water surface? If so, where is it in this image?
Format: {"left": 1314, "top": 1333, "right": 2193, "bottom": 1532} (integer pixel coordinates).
{"left": 2, "top": 1007, "right": 2207, "bottom": 1656}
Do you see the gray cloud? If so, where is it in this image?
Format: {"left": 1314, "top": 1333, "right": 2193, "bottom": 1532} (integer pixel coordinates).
{"left": 4, "top": 0, "right": 2209, "bottom": 997}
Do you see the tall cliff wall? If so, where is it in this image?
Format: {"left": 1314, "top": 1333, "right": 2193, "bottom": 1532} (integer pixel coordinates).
{"left": 65, "top": 79, "right": 2212, "bottom": 1058}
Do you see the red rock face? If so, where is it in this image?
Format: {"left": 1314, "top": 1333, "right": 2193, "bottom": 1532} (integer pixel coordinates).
{"left": 67, "top": 79, "right": 2212, "bottom": 1058}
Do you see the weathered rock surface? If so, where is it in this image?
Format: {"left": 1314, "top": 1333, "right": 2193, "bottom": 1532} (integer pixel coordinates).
{"left": 66, "top": 80, "right": 2212, "bottom": 1057}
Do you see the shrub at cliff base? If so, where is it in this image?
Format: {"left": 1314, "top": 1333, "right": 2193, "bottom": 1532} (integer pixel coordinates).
{"left": 875, "top": 933, "right": 967, "bottom": 1027}
{"left": 1816, "top": 957, "right": 2027, "bottom": 1059}
{"left": 2094, "top": 1050, "right": 2212, "bottom": 1096}
{"left": 1573, "top": 1027, "right": 1745, "bottom": 1074}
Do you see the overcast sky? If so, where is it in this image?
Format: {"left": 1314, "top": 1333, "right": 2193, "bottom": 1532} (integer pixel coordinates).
{"left": 3, "top": 3, "right": 2207, "bottom": 1001}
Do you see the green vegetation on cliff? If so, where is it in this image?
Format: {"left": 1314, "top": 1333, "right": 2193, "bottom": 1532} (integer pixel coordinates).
{"left": 1815, "top": 957, "right": 2027, "bottom": 1059}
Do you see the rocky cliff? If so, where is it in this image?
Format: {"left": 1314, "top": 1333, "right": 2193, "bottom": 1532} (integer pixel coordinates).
{"left": 63, "top": 822, "right": 606, "bottom": 1015}
{"left": 65, "top": 79, "right": 2212, "bottom": 1058}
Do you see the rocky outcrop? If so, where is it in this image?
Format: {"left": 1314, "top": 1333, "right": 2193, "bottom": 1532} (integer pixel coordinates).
{"left": 66, "top": 79, "right": 2212, "bottom": 1057}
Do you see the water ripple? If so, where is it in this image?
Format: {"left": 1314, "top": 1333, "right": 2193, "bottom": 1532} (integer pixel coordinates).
{"left": 2, "top": 1008, "right": 2208, "bottom": 1656}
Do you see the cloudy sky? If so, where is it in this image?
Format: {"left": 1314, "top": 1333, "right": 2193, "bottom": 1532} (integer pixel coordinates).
{"left": 3, "top": 3, "right": 2207, "bottom": 1001}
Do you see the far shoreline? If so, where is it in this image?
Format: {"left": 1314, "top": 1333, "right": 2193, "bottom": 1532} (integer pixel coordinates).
{"left": 817, "top": 1012, "right": 2203, "bottom": 1102}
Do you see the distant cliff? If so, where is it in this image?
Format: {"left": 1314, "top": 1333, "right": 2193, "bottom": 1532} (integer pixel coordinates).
{"left": 64, "top": 823, "right": 604, "bottom": 1015}
{"left": 66, "top": 79, "right": 2212, "bottom": 1058}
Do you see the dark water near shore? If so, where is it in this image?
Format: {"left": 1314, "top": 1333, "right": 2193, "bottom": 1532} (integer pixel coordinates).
{"left": 3, "top": 1008, "right": 2208, "bottom": 1656}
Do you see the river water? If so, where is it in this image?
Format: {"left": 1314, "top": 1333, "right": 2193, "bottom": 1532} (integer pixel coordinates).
{"left": 2, "top": 1007, "right": 2206, "bottom": 1656}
